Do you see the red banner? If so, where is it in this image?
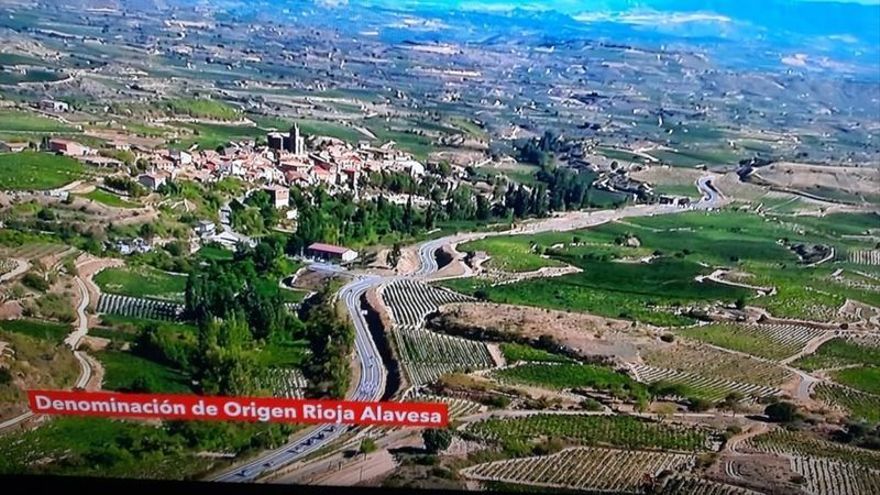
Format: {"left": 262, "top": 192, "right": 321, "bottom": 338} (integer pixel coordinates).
{"left": 27, "top": 390, "right": 448, "bottom": 428}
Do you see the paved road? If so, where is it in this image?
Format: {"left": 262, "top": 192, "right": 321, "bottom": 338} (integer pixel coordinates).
{"left": 213, "top": 274, "right": 387, "bottom": 482}
{"left": 213, "top": 174, "right": 724, "bottom": 482}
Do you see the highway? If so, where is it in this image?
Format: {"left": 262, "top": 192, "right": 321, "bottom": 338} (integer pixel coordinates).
{"left": 212, "top": 274, "right": 387, "bottom": 482}
{"left": 213, "top": 174, "right": 724, "bottom": 483}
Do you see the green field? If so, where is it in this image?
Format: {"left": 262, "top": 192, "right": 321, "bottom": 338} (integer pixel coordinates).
{"left": 794, "top": 339, "right": 880, "bottom": 372}
{"left": 0, "top": 110, "right": 75, "bottom": 133}
{"left": 459, "top": 236, "right": 566, "bottom": 272}
{"left": 447, "top": 209, "right": 880, "bottom": 324}
{"left": 170, "top": 122, "right": 264, "bottom": 150}
{"left": 468, "top": 415, "right": 713, "bottom": 454}
{"left": 0, "top": 151, "right": 85, "bottom": 190}
{"left": 198, "top": 244, "right": 235, "bottom": 261}
{"left": 162, "top": 98, "right": 241, "bottom": 120}
{"left": 80, "top": 189, "right": 140, "bottom": 208}
{"left": 0, "top": 319, "right": 70, "bottom": 343}
{"left": 0, "top": 69, "right": 65, "bottom": 85}
{"left": 493, "top": 363, "right": 645, "bottom": 400}
{"left": 99, "top": 350, "right": 193, "bottom": 394}
{"left": 500, "top": 343, "right": 570, "bottom": 363}
{"left": 444, "top": 257, "right": 749, "bottom": 326}
{"left": 677, "top": 324, "right": 800, "bottom": 361}
{"left": 94, "top": 266, "right": 188, "bottom": 302}
{"left": 831, "top": 366, "right": 880, "bottom": 395}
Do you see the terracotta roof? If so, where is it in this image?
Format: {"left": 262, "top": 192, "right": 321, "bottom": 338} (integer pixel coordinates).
{"left": 308, "top": 243, "right": 353, "bottom": 255}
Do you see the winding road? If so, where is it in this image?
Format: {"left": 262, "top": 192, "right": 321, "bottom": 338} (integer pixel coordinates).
{"left": 212, "top": 175, "right": 725, "bottom": 483}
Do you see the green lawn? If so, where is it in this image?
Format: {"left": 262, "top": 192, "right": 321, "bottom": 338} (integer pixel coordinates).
{"left": 0, "top": 110, "right": 76, "bottom": 133}
{"left": 0, "top": 319, "right": 70, "bottom": 343}
{"left": 94, "top": 266, "right": 188, "bottom": 302}
{"left": 170, "top": 122, "right": 264, "bottom": 150}
{"left": 98, "top": 350, "right": 193, "bottom": 394}
{"left": 0, "top": 69, "right": 65, "bottom": 85}
{"left": 80, "top": 189, "right": 140, "bottom": 208}
{"left": 0, "top": 151, "right": 85, "bottom": 190}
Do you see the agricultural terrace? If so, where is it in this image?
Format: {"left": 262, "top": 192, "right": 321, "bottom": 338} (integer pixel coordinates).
{"left": 462, "top": 447, "right": 694, "bottom": 493}
{"left": 446, "top": 210, "right": 880, "bottom": 324}
{"left": 392, "top": 327, "right": 495, "bottom": 385}
{"left": 793, "top": 336, "right": 880, "bottom": 372}
{"left": 458, "top": 236, "right": 566, "bottom": 272}
{"left": 658, "top": 477, "right": 763, "bottom": 495}
{"left": 94, "top": 266, "right": 187, "bottom": 302}
{"left": 830, "top": 366, "right": 880, "bottom": 395}
{"left": 79, "top": 189, "right": 140, "bottom": 209}
{"left": 96, "top": 294, "right": 185, "bottom": 321}
{"left": 790, "top": 456, "right": 880, "bottom": 495}
{"left": 466, "top": 414, "right": 716, "bottom": 453}
{"left": 500, "top": 343, "right": 571, "bottom": 363}
{"left": 744, "top": 430, "right": 880, "bottom": 469}
{"left": 99, "top": 350, "right": 194, "bottom": 394}
{"left": 0, "top": 331, "right": 79, "bottom": 420}
{"left": 0, "top": 109, "right": 76, "bottom": 133}
{"left": 162, "top": 98, "right": 241, "bottom": 120}
{"left": 491, "top": 363, "right": 648, "bottom": 402}
{"left": 0, "top": 319, "right": 71, "bottom": 343}
{"left": 0, "top": 152, "right": 85, "bottom": 190}
{"left": 677, "top": 323, "right": 825, "bottom": 361}
{"left": 814, "top": 383, "right": 880, "bottom": 423}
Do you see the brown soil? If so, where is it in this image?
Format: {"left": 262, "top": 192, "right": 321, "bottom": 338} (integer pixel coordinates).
{"left": 755, "top": 162, "right": 880, "bottom": 200}
{"left": 0, "top": 301, "right": 23, "bottom": 320}
{"left": 437, "top": 303, "right": 650, "bottom": 361}
{"left": 706, "top": 452, "right": 803, "bottom": 495}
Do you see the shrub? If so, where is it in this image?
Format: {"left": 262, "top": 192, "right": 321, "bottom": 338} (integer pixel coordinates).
{"left": 0, "top": 367, "right": 12, "bottom": 385}
{"left": 22, "top": 272, "right": 50, "bottom": 292}
{"left": 423, "top": 428, "right": 453, "bottom": 454}
{"left": 660, "top": 334, "right": 675, "bottom": 343}
{"left": 765, "top": 401, "right": 799, "bottom": 423}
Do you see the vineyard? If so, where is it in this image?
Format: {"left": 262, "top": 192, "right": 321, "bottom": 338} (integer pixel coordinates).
{"left": 790, "top": 456, "right": 880, "bottom": 495}
{"left": 461, "top": 446, "right": 694, "bottom": 493}
{"left": 642, "top": 345, "right": 791, "bottom": 387}
{"left": 466, "top": 414, "right": 718, "bottom": 452}
{"left": 492, "top": 362, "right": 646, "bottom": 400}
{"left": 658, "top": 476, "right": 763, "bottom": 495}
{"left": 402, "top": 388, "right": 484, "bottom": 419}
{"left": 263, "top": 368, "right": 307, "bottom": 399}
{"left": 814, "top": 383, "right": 880, "bottom": 423}
{"left": 381, "top": 279, "right": 494, "bottom": 385}
{"left": 678, "top": 323, "right": 826, "bottom": 361}
{"left": 631, "top": 364, "right": 780, "bottom": 402}
{"left": 743, "top": 430, "right": 880, "bottom": 469}
{"left": 391, "top": 327, "right": 495, "bottom": 385}
{"left": 794, "top": 336, "right": 880, "bottom": 372}
{"left": 381, "top": 280, "right": 473, "bottom": 328}
{"left": 848, "top": 250, "right": 880, "bottom": 266}
{"left": 96, "top": 294, "right": 185, "bottom": 321}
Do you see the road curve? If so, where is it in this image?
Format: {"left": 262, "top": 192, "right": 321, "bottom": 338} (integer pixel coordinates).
{"left": 213, "top": 174, "right": 724, "bottom": 482}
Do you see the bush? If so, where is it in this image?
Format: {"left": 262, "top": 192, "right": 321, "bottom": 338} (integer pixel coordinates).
{"left": 765, "top": 401, "right": 799, "bottom": 423}
{"left": 688, "top": 397, "right": 714, "bottom": 412}
{"left": 0, "top": 367, "right": 12, "bottom": 385}
{"left": 22, "top": 272, "right": 50, "bottom": 292}
{"left": 422, "top": 428, "right": 453, "bottom": 454}
{"left": 660, "top": 334, "right": 675, "bottom": 343}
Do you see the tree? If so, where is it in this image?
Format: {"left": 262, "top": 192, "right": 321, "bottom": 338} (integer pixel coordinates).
{"left": 718, "top": 392, "right": 746, "bottom": 417}
{"left": 422, "top": 428, "right": 453, "bottom": 454}
{"left": 688, "top": 397, "right": 713, "bottom": 412}
{"left": 765, "top": 401, "right": 798, "bottom": 423}
{"left": 388, "top": 242, "right": 402, "bottom": 269}
{"left": 359, "top": 438, "right": 377, "bottom": 457}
